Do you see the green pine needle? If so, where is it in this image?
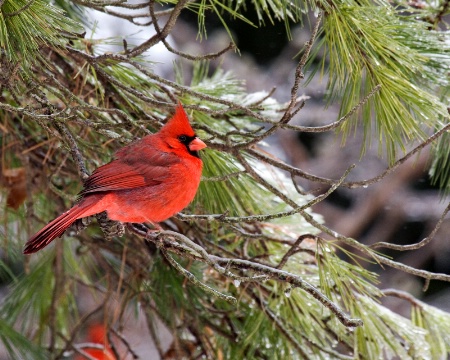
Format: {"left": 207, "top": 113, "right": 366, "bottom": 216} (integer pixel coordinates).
{"left": 311, "top": 3, "right": 449, "bottom": 163}
{"left": 0, "top": 0, "right": 82, "bottom": 71}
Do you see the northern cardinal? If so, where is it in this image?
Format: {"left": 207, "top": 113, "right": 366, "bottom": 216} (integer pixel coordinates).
{"left": 24, "top": 103, "right": 206, "bottom": 254}
{"left": 75, "top": 323, "right": 115, "bottom": 360}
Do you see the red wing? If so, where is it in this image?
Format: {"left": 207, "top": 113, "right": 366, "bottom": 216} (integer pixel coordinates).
{"left": 79, "top": 149, "right": 180, "bottom": 196}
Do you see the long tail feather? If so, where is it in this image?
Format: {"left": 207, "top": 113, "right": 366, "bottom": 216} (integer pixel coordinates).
{"left": 24, "top": 200, "right": 97, "bottom": 254}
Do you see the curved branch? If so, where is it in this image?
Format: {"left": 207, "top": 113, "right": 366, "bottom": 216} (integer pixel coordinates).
{"left": 177, "top": 162, "right": 354, "bottom": 224}
{"left": 126, "top": 0, "right": 189, "bottom": 57}
{"left": 4, "top": 0, "right": 35, "bottom": 16}
{"left": 371, "top": 202, "right": 450, "bottom": 251}
{"left": 236, "top": 12, "right": 323, "bottom": 149}
{"left": 382, "top": 289, "right": 424, "bottom": 308}
{"left": 248, "top": 121, "right": 450, "bottom": 188}
{"left": 136, "top": 227, "right": 363, "bottom": 328}
{"left": 149, "top": 0, "right": 235, "bottom": 61}
{"left": 296, "top": 210, "right": 450, "bottom": 283}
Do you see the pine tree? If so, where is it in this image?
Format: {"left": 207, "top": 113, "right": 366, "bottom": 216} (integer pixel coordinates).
{"left": 0, "top": 0, "right": 449, "bottom": 358}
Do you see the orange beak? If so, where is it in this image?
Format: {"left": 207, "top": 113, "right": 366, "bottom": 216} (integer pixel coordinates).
{"left": 189, "top": 137, "right": 207, "bottom": 151}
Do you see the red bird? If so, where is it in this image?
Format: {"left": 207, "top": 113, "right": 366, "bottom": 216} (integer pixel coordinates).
{"left": 75, "top": 323, "right": 115, "bottom": 360}
{"left": 24, "top": 103, "right": 206, "bottom": 254}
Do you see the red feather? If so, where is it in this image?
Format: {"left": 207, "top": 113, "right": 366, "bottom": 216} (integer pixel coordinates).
{"left": 75, "top": 324, "right": 115, "bottom": 360}
{"left": 24, "top": 104, "right": 206, "bottom": 254}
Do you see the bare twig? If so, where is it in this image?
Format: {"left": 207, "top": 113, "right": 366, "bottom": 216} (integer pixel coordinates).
{"left": 0, "top": 102, "right": 67, "bottom": 118}
{"left": 4, "top": 0, "right": 35, "bottom": 16}
{"left": 49, "top": 240, "right": 64, "bottom": 353}
{"left": 382, "top": 289, "right": 424, "bottom": 308}
{"left": 374, "top": 255, "right": 450, "bottom": 282}
{"left": 66, "top": 46, "right": 272, "bottom": 123}
{"left": 248, "top": 121, "right": 450, "bottom": 188}
{"left": 201, "top": 171, "right": 245, "bottom": 182}
{"left": 56, "top": 305, "right": 104, "bottom": 360}
{"left": 295, "top": 84, "right": 381, "bottom": 133}
{"left": 156, "top": 230, "right": 268, "bottom": 283}
{"left": 251, "top": 292, "right": 353, "bottom": 359}
{"left": 371, "top": 202, "right": 450, "bottom": 250}
{"left": 432, "top": 0, "right": 450, "bottom": 26}
{"left": 141, "top": 230, "right": 363, "bottom": 328}
{"left": 155, "top": 236, "right": 238, "bottom": 305}
{"left": 277, "top": 234, "right": 319, "bottom": 269}
{"left": 296, "top": 209, "right": 450, "bottom": 283}
{"left": 287, "top": 12, "right": 323, "bottom": 111}
{"left": 236, "top": 12, "right": 323, "bottom": 149}
{"left": 53, "top": 122, "right": 89, "bottom": 180}
{"left": 141, "top": 310, "right": 165, "bottom": 359}
{"left": 178, "top": 162, "right": 354, "bottom": 224}
{"left": 110, "top": 327, "right": 139, "bottom": 359}
{"left": 251, "top": 292, "right": 309, "bottom": 358}
{"left": 126, "top": 0, "right": 189, "bottom": 57}
{"left": 72, "top": 344, "right": 108, "bottom": 360}
{"left": 227, "top": 224, "right": 296, "bottom": 245}
{"left": 149, "top": 0, "right": 235, "bottom": 60}
{"left": 7, "top": 3, "right": 450, "bottom": 357}
{"left": 342, "top": 122, "right": 450, "bottom": 189}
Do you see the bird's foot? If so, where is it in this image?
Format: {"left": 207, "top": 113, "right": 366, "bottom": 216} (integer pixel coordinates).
{"left": 145, "top": 226, "right": 162, "bottom": 241}
{"left": 142, "top": 221, "right": 163, "bottom": 240}
{"left": 73, "top": 217, "right": 91, "bottom": 234}
{"left": 147, "top": 221, "right": 163, "bottom": 231}
{"left": 96, "top": 211, "right": 125, "bottom": 240}
{"left": 125, "top": 223, "right": 161, "bottom": 241}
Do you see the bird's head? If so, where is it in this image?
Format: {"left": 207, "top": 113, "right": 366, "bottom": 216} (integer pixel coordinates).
{"left": 159, "top": 103, "right": 207, "bottom": 158}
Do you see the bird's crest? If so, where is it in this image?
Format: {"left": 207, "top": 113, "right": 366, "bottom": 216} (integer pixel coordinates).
{"left": 160, "top": 103, "right": 196, "bottom": 138}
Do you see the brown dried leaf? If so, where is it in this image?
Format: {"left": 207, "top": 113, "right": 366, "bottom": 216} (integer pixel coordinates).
{"left": 1, "top": 167, "right": 27, "bottom": 209}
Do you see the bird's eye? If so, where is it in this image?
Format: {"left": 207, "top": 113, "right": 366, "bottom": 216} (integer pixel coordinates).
{"left": 179, "top": 135, "right": 187, "bottom": 143}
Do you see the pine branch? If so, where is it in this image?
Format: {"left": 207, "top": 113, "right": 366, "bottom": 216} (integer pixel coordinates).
{"left": 1, "top": 0, "right": 450, "bottom": 358}
{"left": 138, "top": 227, "right": 363, "bottom": 328}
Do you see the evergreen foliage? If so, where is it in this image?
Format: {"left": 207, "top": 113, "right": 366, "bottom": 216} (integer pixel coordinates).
{"left": 0, "top": 0, "right": 449, "bottom": 358}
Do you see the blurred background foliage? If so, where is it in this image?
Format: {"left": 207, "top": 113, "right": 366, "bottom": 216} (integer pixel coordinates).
{"left": 0, "top": 0, "right": 449, "bottom": 359}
